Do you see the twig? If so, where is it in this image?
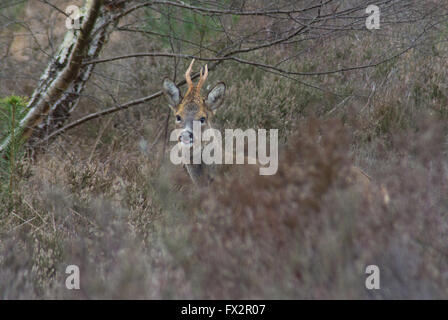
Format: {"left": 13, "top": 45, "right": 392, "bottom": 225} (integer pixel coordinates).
{"left": 35, "top": 61, "right": 222, "bottom": 145}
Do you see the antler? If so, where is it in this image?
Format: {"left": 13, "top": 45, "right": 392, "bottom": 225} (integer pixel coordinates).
{"left": 184, "top": 59, "right": 208, "bottom": 94}
{"left": 197, "top": 64, "right": 208, "bottom": 93}
{"left": 185, "top": 59, "right": 195, "bottom": 92}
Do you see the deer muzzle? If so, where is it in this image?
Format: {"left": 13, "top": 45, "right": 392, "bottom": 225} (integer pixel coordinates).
{"left": 179, "top": 130, "right": 193, "bottom": 146}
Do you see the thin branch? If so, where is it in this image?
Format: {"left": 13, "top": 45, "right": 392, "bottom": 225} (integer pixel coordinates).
{"left": 35, "top": 61, "right": 223, "bottom": 145}
{"left": 147, "top": 0, "right": 334, "bottom": 16}
{"left": 81, "top": 38, "right": 418, "bottom": 77}
{"left": 37, "top": 0, "right": 70, "bottom": 19}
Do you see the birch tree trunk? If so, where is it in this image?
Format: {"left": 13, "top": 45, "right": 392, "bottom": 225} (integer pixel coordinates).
{"left": 0, "top": 0, "right": 119, "bottom": 155}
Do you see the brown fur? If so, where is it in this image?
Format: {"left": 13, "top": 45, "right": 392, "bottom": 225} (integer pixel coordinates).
{"left": 162, "top": 60, "right": 226, "bottom": 185}
{"left": 175, "top": 89, "right": 212, "bottom": 124}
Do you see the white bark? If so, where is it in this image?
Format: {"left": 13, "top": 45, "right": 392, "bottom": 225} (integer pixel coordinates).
{"left": 0, "top": 0, "right": 118, "bottom": 154}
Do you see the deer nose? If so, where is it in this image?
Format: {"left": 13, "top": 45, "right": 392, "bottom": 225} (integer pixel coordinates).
{"left": 179, "top": 131, "right": 193, "bottom": 144}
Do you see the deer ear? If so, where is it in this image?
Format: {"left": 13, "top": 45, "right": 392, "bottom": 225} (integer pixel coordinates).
{"left": 206, "top": 82, "right": 226, "bottom": 111}
{"left": 162, "top": 78, "right": 181, "bottom": 110}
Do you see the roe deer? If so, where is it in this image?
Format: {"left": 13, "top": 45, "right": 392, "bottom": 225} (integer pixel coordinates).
{"left": 162, "top": 59, "right": 225, "bottom": 185}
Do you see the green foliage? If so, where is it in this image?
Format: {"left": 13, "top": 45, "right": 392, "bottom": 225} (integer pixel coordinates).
{"left": 0, "top": 95, "right": 27, "bottom": 138}
{"left": 0, "top": 95, "right": 28, "bottom": 200}
{"left": 144, "top": 0, "right": 235, "bottom": 50}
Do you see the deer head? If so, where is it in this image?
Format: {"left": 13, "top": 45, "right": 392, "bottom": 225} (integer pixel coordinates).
{"left": 162, "top": 59, "right": 226, "bottom": 148}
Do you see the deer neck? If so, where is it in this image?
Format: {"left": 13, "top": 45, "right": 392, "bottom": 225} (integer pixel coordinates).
{"left": 185, "top": 161, "right": 210, "bottom": 186}
{"left": 184, "top": 122, "right": 215, "bottom": 186}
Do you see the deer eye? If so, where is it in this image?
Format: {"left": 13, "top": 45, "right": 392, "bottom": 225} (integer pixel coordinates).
{"left": 200, "top": 117, "right": 206, "bottom": 124}
{"left": 176, "top": 115, "right": 182, "bottom": 123}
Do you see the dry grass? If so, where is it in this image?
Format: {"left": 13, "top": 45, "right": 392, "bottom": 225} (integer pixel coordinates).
{"left": 1, "top": 1, "right": 448, "bottom": 299}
